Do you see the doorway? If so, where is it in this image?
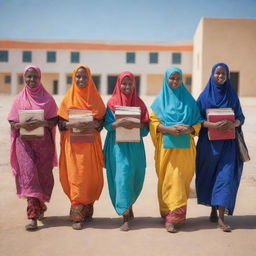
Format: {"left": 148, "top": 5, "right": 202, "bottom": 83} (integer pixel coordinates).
{"left": 53, "top": 80, "right": 58, "bottom": 94}
{"left": 230, "top": 72, "right": 239, "bottom": 93}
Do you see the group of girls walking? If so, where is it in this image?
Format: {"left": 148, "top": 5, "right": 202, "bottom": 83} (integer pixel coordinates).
{"left": 8, "top": 62, "right": 245, "bottom": 233}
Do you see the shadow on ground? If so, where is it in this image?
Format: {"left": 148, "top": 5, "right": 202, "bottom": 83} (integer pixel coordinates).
{"left": 39, "top": 215, "right": 256, "bottom": 231}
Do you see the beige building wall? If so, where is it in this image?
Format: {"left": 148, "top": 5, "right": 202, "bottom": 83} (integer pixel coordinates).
{"left": 147, "top": 73, "right": 192, "bottom": 96}
{"left": 17, "top": 73, "right": 24, "bottom": 92}
{"left": 193, "top": 18, "right": 256, "bottom": 98}
{"left": 147, "top": 74, "right": 163, "bottom": 95}
{"left": 0, "top": 73, "right": 11, "bottom": 93}
{"left": 41, "top": 73, "right": 59, "bottom": 94}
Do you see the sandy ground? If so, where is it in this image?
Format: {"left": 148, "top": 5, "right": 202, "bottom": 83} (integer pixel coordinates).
{"left": 0, "top": 95, "right": 255, "bottom": 256}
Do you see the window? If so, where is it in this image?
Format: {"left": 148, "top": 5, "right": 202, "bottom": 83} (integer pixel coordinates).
{"left": 126, "top": 52, "right": 135, "bottom": 63}
{"left": 67, "top": 76, "right": 72, "bottom": 84}
{"left": 185, "top": 77, "right": 191, "bottom": 86}
{"left": 0, "top": 50, "right": 8, "bottom": 62}
{"left": 92, "top": 75, "right": 101, "bottom": 90}
{"left": 47, "top": 51, "right": 56, "bottom": 63}
{"left": 149, "top": 52, "right": 158, "bottom": 64}
{"left": 22, "top": 51, "right": 32, "bottom": 62}
{"left": 71, "top": 52, "right": 80, "bottom": 63}
{"left": 5, "top": 75, "right": 11, "bottom": 84}
{"left": 172, "top": 53, "right": 181, "bottom": 64}
{"left": 19, "top": 75, "right": 24, "bottom": 84}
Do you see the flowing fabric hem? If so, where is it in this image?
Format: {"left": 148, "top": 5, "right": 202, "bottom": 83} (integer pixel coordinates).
{"left": 197, "top": 200, "right": 233, "bottom": 216}
{"left": 114, "top": 198, "right": 138, "bottom": 216}
{"left": 17, "top": 192, "right": 50, "bottom": 203}
{"left": 164, "top": 205, "right": 187, "bottom": 225}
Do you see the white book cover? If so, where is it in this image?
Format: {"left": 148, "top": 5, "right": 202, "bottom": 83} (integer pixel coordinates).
{"left": 19, "top": 109, "right": 44, "bottom": 136}
{"left": 114, "top": 106, "right": 141, "bottom": 142}
{"left": 68, "top": 109, "right": 93, "bottom": 133}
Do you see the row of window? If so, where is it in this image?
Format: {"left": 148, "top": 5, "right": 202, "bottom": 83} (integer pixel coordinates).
{"left": 3, "top": 73, "right": 191, "bottom": 87}
{"left": 0, "top": 50, "right": 80, "bottom": 63}
{"left": 126, "top": 52, "right": 181, "bottom": 64}
{"left": 0, "top": 50, "right": 182, "bottom": 64}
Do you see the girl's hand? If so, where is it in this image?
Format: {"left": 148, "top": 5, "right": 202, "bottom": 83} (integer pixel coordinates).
{"left": 22, "top": 119, "right": 44, "bottom": 131}
{"left": 115, "top": 117, "right": 140, "bottom": 129}
{"left": 166, "top": 124, "right": 194, "bottom": 135}
{"left": 69, "top": 120, "right": 95, "bottom": 131}
{"left": 215, "top": 120, "right": 235, "bottom": 131}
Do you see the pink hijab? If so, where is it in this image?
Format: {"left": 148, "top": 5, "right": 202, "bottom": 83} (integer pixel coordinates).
{"left": 8, "top": 65, "right": 58, "bottom": 174}
{"left": 107, "top": 71, "right": 149, "bottom": 123}
{"left": 8, "top": 65, "right": 57, "bottom": 121}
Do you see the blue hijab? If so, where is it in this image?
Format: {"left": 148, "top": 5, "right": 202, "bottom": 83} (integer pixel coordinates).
{"left": 151, "top": 67, "right": 202, "bottom": 148}
{"left": 197, "top": 63, "right": 244, "bottom": 122}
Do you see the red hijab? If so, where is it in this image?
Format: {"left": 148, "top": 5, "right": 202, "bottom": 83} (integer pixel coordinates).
{"left": 107, "top": 72, "right": 149, "bottom": 123}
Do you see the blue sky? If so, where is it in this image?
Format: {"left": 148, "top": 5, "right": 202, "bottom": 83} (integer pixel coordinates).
{"left": 0, "top": 0, "right": 255, "bottom": 41}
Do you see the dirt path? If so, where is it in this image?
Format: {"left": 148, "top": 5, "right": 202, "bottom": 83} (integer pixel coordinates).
{"left": 0, "top": 95, "right": 255, "bottom": 256}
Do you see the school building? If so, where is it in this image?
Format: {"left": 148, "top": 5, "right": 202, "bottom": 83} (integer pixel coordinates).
{"left": 0, "top": 18, "right": 255, "bottom": 97}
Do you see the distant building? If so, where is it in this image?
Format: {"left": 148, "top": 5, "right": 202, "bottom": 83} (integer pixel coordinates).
{"left": 193, "top": 18, "right": 256, "bottom": 98}
{"left": 0, "top": 40, "right": 192, "bottom": 95}
{"left": 1, "top": 17, "right": 256, "bottom": 97}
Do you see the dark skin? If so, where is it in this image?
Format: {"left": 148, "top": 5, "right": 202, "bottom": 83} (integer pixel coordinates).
{"left": 203, "top": 66, "right": 240, "bottom": 131}
{"left": 112, "top": 76, "right": 148, "bottom": 130}
{"left": 157, "top": 72, "right": 195, "bottom": 136}
{"left": 63, "top": 67, "right": 102, "bottom": 132}
{"left": 10, "top": 68, "right": 56, "bottom": 131}
{"left": 204, "top": 66, "right": 238, "bottom": 232}
{"left": 156, "top": 72, "right": 196, "bottom": 233}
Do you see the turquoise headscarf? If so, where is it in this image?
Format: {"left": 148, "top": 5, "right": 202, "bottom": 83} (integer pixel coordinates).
{"left": 151, "top": 67, "right": 202, "bottom": 148}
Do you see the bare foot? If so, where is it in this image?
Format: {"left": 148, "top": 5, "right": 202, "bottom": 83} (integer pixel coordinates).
{"left": 25, "top": 219, "right": 38, "bottom": 231}
{"left": 218, "top": 218, "right": 232, "bottom": 232}
{"left": 209, "top": 206, "right": 218, "bottom": 223}
{"left": 120, "top": 214, "right": 130, "bottom": 231}
{"left": 72, "top": 221, "right": 83, "bottom": 230}
{"left": 120, "top": 222, "right": 129, "bottom": 231}
{"left": 166, "top": 224, "right": 177, "bottom": 233}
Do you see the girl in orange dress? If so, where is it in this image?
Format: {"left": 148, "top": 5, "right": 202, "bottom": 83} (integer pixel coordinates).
{"left": 58, "top": 65, "right": 105, "bottom": 230}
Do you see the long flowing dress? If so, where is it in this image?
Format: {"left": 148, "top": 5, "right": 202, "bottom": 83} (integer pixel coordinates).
{"left": 196, "top": 63, "right": 245, "bottom": 215}
{"left": 58, "top": 65, "right": 105, "bottom": 221}
{"left": 150, "top": 67, "right": 202, "bottom": 225}
{"left": 103, "top": 72, "right": 149, "bottom": 215}
{"left": 7, "top": 65, "right": 58, "bottom": 219}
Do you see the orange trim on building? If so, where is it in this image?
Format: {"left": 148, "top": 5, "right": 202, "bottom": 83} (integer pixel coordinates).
{"left": 0, "top": 40, "right": 193, "bottom": 51}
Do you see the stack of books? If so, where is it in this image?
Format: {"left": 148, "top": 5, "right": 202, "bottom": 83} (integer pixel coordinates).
{"left": 19, "top": 109, "right": 44, "bottom": 139}
{"left": 207, "top": 108, "right": 235, "bottom": 140}
{"left": 115, "top": 105, "right": 141, "bottom": 142}
{"left": 68, "top": 109, "right": 94, "bottom": 143}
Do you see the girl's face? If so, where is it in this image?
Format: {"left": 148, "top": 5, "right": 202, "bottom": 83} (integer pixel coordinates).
{"left": 213, "top": 66, "right": 227, "bottom": 85}
{"left": 120, "top": 76, "right": 133, "bottom": 95}
{"left": 24, "top": 68, "right": 39, "bottom": 88}
{"left": 168, "top": 72, "right": 181, "bottom": 89}
{"left": 75, "top": 67, "right": 88, "bottom": 88}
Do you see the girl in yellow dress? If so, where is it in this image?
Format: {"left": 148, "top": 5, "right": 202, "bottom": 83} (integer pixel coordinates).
{"left": 150, "top": 67, "right": 202, "bottom": 233}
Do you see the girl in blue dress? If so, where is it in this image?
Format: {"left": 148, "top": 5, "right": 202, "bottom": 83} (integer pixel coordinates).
{"left": 196, "top": 63, "right": 245, "bottom": 232}
{"left": 103, "top": 71, "right": 149, "bottom": 231}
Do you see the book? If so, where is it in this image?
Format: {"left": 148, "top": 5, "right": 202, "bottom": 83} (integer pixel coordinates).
{"left": 207, "top": 108, "right": 235, "bottom": 140}
{"left": 68, "top": 109, "right": 95, "bottom": 143}
{"left": 114, "top": 105, "right": 141, "bottom": 142}
{"left": 19, "top": 109, "right": 44, "bottom": 139}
